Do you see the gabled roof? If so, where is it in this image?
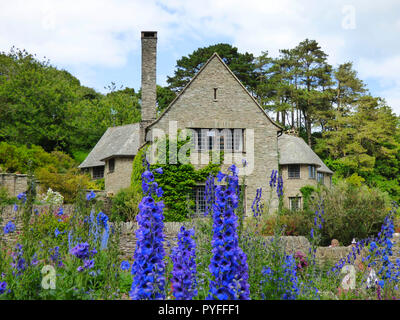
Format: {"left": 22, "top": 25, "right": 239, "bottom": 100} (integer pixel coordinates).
{"left": 145, "top": 52, "right": 283, "bottom": 132}
{"left": 278, "top": 134, "right": 333, "bottom": 174}
{"left": 78, "top": 123, "right": 140, "bottom": 168}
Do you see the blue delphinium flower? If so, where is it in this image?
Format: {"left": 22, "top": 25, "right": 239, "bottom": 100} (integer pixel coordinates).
{"left": 13, "top": 204, "right": 18, "bottom": 211}
{"left": 260, "top": 254, "right": 303, "bottom": 300}
{"left": 276, "top": 174, "right": 284, "bottom": 199}
{"left": 96, "top": 211, "right": 110, "bottom": 250}
{"left": 170, "top": 226, "right": 197, "bottom": 300}
{"left": 86, "top": 190, "right": 96, "bottom": 201}
{"left": 120, "top": 261, "right": 130, "bottom": 271}
{"left": 207, "top": 165, "right": 250, "bottom": 300}
{"left": 269, "top": 169, "right": 277, "bottom": 188}
{"left": 97, "top": 211, "right": 108, "bottom": 228}
{"left": 56, "top": 207, "right": 64, "bottom": 216}
{"left": 70, "top": 242, "right": 90, "bottom": 260}
{"left": 17, "top": 192, "right": 27, "bottom": 204}
{"left": 0, "top": 281, "right": 7, "bottom": 295}
{"left": 11, "top": 244, "right": 26, "bottom": 276}
{"left": 130, "top": 164, "right": 166, "bottom": 300}
{"left": 30, "top": 253, "right": 39, "bottom": 266}
{"left": 251, "top": 187, "right": 262, "bottom": 218}
{"left": 154, "top": 167, "right": 163, "bottom": 174}
{"left": 70, "top": 242, "right": 97, "bottom": 272}
{"left": 49, "top": 246, "right": 64, "bottom": 267}
{"left": 3, "top": 221, "right": 16, "bottom": 234}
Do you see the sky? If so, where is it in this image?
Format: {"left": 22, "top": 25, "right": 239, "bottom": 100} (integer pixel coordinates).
{"left": 0, "top": 0, "right": 399, "bottom": 115}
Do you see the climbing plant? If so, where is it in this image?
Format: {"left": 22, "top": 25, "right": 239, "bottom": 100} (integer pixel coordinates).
{"left": 131, "top": 131, "right": 222, "bottom": 221}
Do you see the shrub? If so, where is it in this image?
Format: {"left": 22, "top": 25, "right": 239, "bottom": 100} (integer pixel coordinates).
{"left": 259, "top": 212, "right": 312, "bottom": 237}
{"left": 35, "top": 167, "right": 90, "bottom": 203}
{"left": 309, "top": 180, "right": 391, "bottom": 246}
{"left": 109, "top": 187, "right": 140, "bottom": 222}
{"left": 0, "top": 142, "right": 76, "bottom": 174}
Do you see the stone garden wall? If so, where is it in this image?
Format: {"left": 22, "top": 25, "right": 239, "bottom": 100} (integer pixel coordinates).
{"left": 2, "top": 205, "right": 400, "bottom": 268}
{"left": 0, "top": 173, "right": 39, "bottom": 197}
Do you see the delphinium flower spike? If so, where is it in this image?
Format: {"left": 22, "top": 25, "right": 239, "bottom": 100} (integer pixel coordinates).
{"left": 207, "top": 165, "right": 250, "bottom": 300}
{"left": 130, "top": 159, "right": 166, "bottom": 300}
{"left": 170, "top": 226, "right": 197, "bottom": 300}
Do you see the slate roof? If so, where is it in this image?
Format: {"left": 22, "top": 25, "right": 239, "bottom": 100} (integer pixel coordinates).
{"left": 278, "top": 134, "right": 333, "bottom": 174}
{"left": 78, "top": 123, "right": 140, "bottom": 168}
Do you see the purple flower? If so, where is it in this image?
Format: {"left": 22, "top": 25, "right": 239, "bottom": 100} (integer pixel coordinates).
{"left": 120, "top": 261, "right": 130, "bottom": 271}
{"left": 0, "top": 281, "right": 7, "bottom": 295}
{"left": 130, "top": 160, "right": 166, "bottom": 300}
{"left": 17, "top": 192, "right": 27, "bottom": 204}
{"left": 170, "top": 226, "right": 197, "bottom": 300}
{"left": 3, "top": 221, "right": 16, "bottom": 234}
{"left": 154, "top": 167, "right": 163, "bottom": 174}
{"left": 86, "top": 190, "right": 96, "bottom": 201}
{"left": 70, "top": 242, "right": 90, "bottom": 260}
{"left": 207, "top": 168, "right": 250, "bottom": 300}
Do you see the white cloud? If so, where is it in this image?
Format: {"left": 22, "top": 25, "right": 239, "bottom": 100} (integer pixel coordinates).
{"left": 0, "top": 0, "right": 399, "bottom": 114}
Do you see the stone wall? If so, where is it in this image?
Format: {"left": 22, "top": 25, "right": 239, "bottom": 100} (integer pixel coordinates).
{"left": 2, "top": 204, "right": 400, "bottom": 269}
{"left": 0, "top": 173, "right": 37, "bottom": 197}
{"left": 146, "top": 54, "right": 281, "bottom": 215}
{"left": 104, "top": 157, "right": 134, "bottom": 195}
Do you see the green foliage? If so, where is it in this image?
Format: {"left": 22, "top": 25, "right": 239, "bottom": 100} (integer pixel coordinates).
{"left": 166, "top": 43, "right": 258, "bottom": 93}
{"left": 309, "top": 180, "right": 391, "bottom": 245}
{"left": 110, "top": 187, "right": 140, "bottom": 222}
{"left": 0, "top": 142, "right": 76, "bottom": 174}
{"left": 35, "top": 167, "right": 90, "bottom": 203}
{"left": 0, "top": 192, "right": 126, "bottom": 300}
{"left": 131, "top": 134, "right": 221, "bottom": 221}
{"left": 156, "top": 85, "right": 176, "bottom": 114}
{"left": 300, "top": 185, "right": 317, "bottom": 211}
{"left": 151, "top": 162, "right": 220, "bottom": 221}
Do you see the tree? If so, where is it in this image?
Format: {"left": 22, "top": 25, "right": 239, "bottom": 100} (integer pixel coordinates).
{"left": 156, "top": 85, "right": 176, "bottom": 114}
{"left": 315, "top": 96, "right": 400, "bottom": 200}
{"left": 166, "top": 43, "right": 258, "bottom": 94}
{"left": 0, "top": 48, "right": 82, "bottom": 152}
{"left": 292, "top": 39, "right": 334, "bottom": 146}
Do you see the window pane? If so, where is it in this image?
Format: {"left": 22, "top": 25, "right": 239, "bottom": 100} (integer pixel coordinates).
{"left": 317, "top": 172, "right": 324, "bottom": 184}
{"left": 288, "top": 165, "right": 300, "bottom": 178}
{"left": 234, "top": 129, "right": 243, "bottom": 151}
{"left": 190, "top": 186, "right": 206, "bottom": 215}
{"left": 93, "top": 166, "right": 104, "bottom": 179}
{"left": 309, "top": 165, "right": 315, "bottom": 179}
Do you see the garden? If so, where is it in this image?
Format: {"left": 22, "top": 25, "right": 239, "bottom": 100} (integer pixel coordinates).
{"left": 0, "top": 160, "right": 399, "bottom": 301}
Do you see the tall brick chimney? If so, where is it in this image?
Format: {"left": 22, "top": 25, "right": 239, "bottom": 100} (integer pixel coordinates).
{"left": 141, "top": 31, "right": 157, "bottom": 122}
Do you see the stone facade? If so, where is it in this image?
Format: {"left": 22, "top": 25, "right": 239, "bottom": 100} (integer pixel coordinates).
{"left": 146, "top": 54, "right": 281, "bottom": 215}
{"left": 104, "top": 157, "right": 134, "bottom": 195}
{"left": 280, "top": 164, "right": 332, "bottom": 209}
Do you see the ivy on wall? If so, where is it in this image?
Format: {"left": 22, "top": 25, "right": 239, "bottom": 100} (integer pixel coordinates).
{"left": 131, "top": 132, "right": 222, "bottom": 222}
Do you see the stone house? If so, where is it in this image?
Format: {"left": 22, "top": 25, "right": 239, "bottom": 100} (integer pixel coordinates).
{"left": 79, "top": 31, "right": 333, "bottom": 215}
